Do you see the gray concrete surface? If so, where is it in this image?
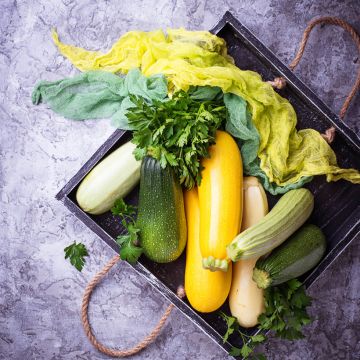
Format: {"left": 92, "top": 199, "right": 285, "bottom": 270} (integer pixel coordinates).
{"left": 1, "top": 0, "right": 359, "bottom": 359}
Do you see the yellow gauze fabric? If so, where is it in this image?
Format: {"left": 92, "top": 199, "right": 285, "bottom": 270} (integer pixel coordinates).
{"left": 52, "top": 28, "right": 360, "bottom": 186}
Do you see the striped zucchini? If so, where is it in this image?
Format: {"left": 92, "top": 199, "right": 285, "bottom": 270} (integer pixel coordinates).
{"left": 137, "top": 157, "right": 187, "bottom": 263}
{"left": 253, "top": 224, "right": 326, "bottom": 288}
{"left": 227, "top": 188, "right": 314, "bottom": 261}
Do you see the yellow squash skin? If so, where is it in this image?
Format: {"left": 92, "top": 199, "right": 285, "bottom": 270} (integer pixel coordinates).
{"left": 229, "top": 177, "right": 268, "bottom": 328}
{"left": 199, "top": 130, "right": 243, "bottom": 272}
{"left": 184, "top": 188, "right": 232, "bottom": 313}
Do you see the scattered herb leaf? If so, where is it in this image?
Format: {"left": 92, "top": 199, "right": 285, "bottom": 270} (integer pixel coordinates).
{"left": 111, "top": 199, "right": 142, "bottom": 263}
{"left": 64, "top": 241, "right": 89, "bottom": 271}
{"left": 126, "top": 90, "right": 226, "bottom": 188}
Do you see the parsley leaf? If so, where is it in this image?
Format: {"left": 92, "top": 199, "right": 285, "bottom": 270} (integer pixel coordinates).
{"left": 127, "top": 90, "right": 226, "bottom": 188}
{"left": 111, "top": 199, "right": 142, "bottom": 264}
{"left": 116, "top": 225, "right": 142, "bottom": 264}
{"left": 64, "top": 241, "right": 89, "bottom": 271}
{"left": 251, "top": 334, "right": 266, "bottom": 343}
{"left": 220, "top": 312, "right": 239, "bottom": 343}
{"left": 241, "top": 344, "right": 253, "bottom": 358}
{"left": 111, "top": 198, "right": 137, "bottom": 219}
{"left": 229, "top": 347, "right": 242, "bottom": 357}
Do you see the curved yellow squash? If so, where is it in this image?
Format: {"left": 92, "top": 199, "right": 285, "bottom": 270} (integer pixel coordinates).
{"left": 184, "top": 188, "right": 232, "bottom": 313}
{"left": 199, "top": 130, "right": 243, "bottom": 272}
{"left": 229, "top": 177, "right": 268, "bottom": 327}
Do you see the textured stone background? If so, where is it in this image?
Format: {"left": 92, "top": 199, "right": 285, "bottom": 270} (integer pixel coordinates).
{"left": 1, "top": 0, "right": 359, "bottom": 359}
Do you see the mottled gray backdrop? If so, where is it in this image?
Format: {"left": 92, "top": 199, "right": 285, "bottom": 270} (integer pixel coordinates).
{"left": 1, "top": 0, "right": 359, "bottom": 359}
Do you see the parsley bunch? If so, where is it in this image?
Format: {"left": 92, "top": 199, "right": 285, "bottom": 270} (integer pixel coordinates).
{"left": 220, "top": 279, "right": 312, "bottom": 359}
{"left": 111, "top": 199, "right": 142, "bottom": 263}
{"left": 126, "top": 90, "right": 226, "bottom": 188}
{"left": 259, "top": 279, "right": 312, "bottom": 340}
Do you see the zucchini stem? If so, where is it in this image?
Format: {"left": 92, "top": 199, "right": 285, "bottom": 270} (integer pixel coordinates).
{"left": 252, "top": 268, "right": 272, "bottom": 289}
{"left": 202, "top": 256, "right": 228, "bottom": 272}
{"left": 226, "top": 242, "right": 244, "bottom": 262}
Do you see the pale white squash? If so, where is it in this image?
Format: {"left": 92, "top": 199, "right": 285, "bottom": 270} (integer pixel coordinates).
{"left": 229, "top": 177, "right": 268, "bottom": 328}
{"left": 76, "top": 141, "right": 141, "bottom": 215}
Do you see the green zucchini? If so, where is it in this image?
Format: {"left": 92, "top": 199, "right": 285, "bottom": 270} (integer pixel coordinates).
{"left": 253, "top": 224, "right": 326, "bottom": 288}
{"left": 227, "top": 188, "right": 314, "bottom": 261}
{"left": 76, "top": 141, "right": 141, "bottom": 215}
{"left": 137, "top": 157, "right": 187, "bottom": 263}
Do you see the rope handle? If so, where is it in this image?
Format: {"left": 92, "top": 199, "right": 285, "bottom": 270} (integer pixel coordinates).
{"left": 81, "top": 255, "right": 185, "bottom": 357}
{"left": 268, "top": 16, "right": 360, "bottom": 143}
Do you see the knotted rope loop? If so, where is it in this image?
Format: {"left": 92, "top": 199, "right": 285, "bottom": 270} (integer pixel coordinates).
{"left": 267, "top": 77, "right": 286, "bottom": 89}
{"left": 269, "top": 16, "right": 360, "bottom": 143}
{"left": 81, "top": 255, "right": 185, "bottom": 357}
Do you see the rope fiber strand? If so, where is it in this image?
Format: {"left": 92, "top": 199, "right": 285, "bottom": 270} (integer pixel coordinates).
{"left": 81, "top": 255, "right": 185, "bottom": 357}
{"left": 289, "top": 16, "right": 360, "bottom": 119}
{"left": 269, "top": 16, "right": 360, "bottom": 143}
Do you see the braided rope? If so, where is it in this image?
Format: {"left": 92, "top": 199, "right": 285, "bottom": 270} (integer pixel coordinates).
{"left": 269, "top": 16, "right": 360, "bottom": 143}
{"left": 81, "top": 255, "right": 185, "bottom": 357}
{"left": 289, "top": 16, "right": 360, "bottom": 119}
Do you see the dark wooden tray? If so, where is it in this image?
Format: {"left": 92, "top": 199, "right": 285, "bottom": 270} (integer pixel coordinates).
{"left": 56, "top": 12, "right": 360, "bottom": 357}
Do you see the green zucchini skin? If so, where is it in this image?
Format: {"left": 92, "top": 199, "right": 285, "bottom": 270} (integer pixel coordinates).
{"left": 227, "top": 188, "right": 314, "bottom": 261}
{"left": 253, "top": 224, "right": 326, "bottom": 289}
{"left": 137, "top": 157, "right": 187, "bottom": 263}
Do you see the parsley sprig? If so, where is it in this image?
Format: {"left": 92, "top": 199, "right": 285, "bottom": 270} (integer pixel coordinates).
{"left": 111, "top": 198, "right": 137, "bottom": 220}
{"left": 111, "top": 199, "right": 142, "bottom": 263}
{"left": 220, "top": 279, "right": 312, "bottom": 359}
{"left": 126, "top": 90, "right": 226, "bottom": 188}
{"left": 220, "top": 312, "right": 266, "bottom": 359}
{"left": 64, "top": 241, "right": 89, "bottom": 271}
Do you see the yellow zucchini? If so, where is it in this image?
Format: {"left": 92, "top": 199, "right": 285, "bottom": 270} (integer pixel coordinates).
{"left": 184, "top": 188, "right": 232, "bottom": 312}
{"left": 229, "top": 177, "right": 267, "bottom": 327}
{"left": 199, "top": 130, "right": 243, "bottom": 272}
